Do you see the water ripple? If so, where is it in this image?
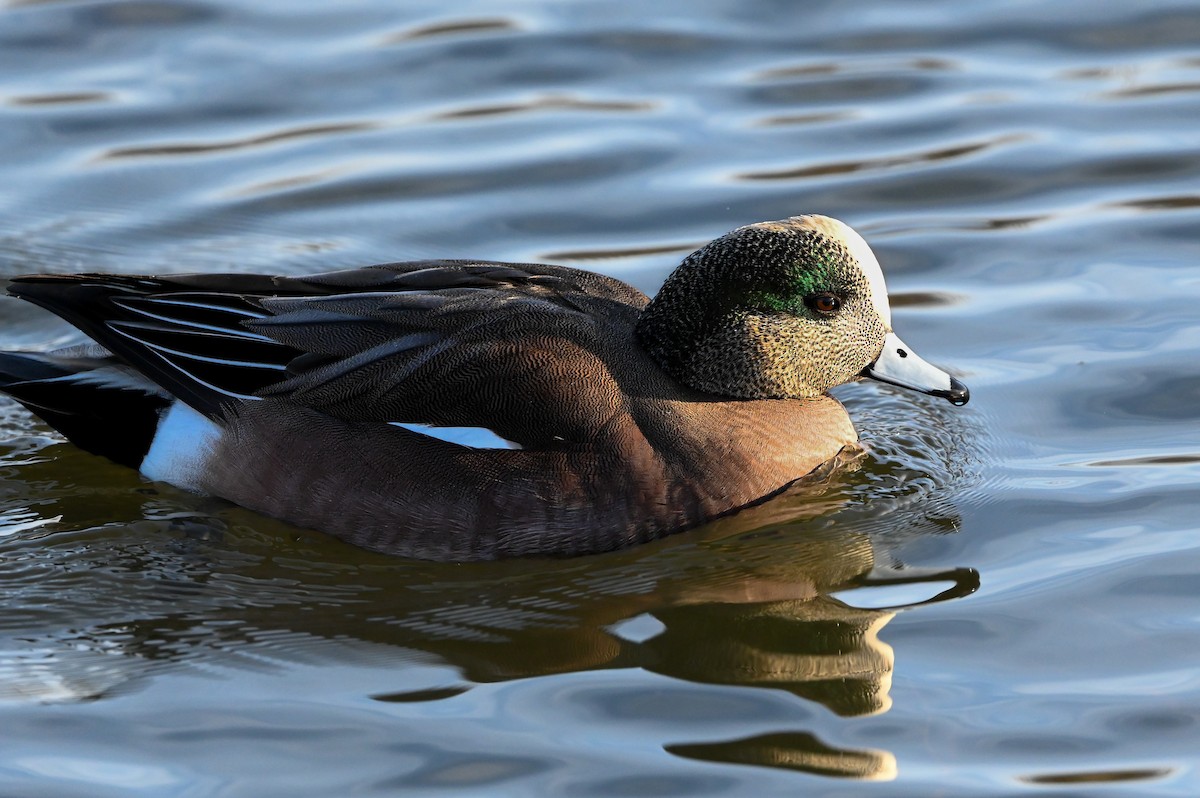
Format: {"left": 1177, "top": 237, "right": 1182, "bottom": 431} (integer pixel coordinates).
{"left": 538, "top": 241, "right": 698, "bottom": 263}
{"left": 1085, "top": 454, "right": 1200, "bottom": 467}
{"left": 6, "top": 91, "right": 113, "bottom": 107}
{"left": 427, "top": 94, "right": 657, "bottom": 121}
{"left": 97, "top": 121, "right": 378, "bottom": 160}
{"left": 380, "top": 17, "right": 520, "bottom": 45}
{"left": 1019, "top": 766, "right": 1174, "bottom": 785}
{"left": 752, "top": 56, "right": 958, "bottom": 82}
{"left": 1112, "top": 194, "right": 1200, "bottom": 211}
{"left": 736, "top": 134, "right": 1026, "bottom": 181}
{"left": 1105, "top": 81, "right": 1200, "bottom": 98}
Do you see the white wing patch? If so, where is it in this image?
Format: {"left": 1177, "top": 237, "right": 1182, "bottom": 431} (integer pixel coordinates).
{"left": 388, "top": 422, "right": 522, "bottom": 450}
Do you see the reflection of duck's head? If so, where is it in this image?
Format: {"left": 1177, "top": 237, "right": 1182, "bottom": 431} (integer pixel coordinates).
{"left": 638, "top": 215, "right": 968, "bottom": 404}
{"left": 651, "top": 596, "right": 897, "bottom": 713}
{"left": 643, "top": 523, "right": 898, "bottom": 719}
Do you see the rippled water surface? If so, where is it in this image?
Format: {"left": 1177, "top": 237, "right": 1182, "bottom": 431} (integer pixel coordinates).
{"left": 1, "top": 0, "right": 1198, "bottom": 795}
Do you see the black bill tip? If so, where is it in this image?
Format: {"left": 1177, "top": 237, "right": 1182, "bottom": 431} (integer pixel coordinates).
{"left": 929, "top": 376, "right": 970, "bottom": 406}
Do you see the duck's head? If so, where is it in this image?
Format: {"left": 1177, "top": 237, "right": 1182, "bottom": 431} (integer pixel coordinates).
{"left": 636, "top": 215, "right": 968, "bottom": 405}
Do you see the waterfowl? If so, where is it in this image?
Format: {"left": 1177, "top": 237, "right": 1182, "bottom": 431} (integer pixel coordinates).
{"left": 0, "top": 215, "right": 967, "bottom": 560}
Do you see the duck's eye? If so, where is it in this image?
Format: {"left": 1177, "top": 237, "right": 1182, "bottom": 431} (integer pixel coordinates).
{"left": 805, "top": 294, "right": 842, "bottom": 314}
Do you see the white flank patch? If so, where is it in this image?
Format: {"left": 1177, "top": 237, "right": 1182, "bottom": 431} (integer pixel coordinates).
{"left": 140, "top": 402, "right": 221, "bottom": 491}
{"left": 388, "top": 422, "right": 522, "bottom": 450}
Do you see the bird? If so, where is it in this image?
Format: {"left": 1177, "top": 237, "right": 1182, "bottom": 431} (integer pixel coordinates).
{"left": 0, "top": 215, "right": 967, "bottom": 561}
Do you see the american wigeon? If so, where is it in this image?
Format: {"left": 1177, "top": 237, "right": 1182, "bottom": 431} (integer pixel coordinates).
{"left": 0, "top": 215, "right": 967, "bottom": 560}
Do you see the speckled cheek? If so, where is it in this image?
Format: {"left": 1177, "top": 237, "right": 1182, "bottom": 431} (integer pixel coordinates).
{"left": 795, "top": 325, "right": 849, "bottom": 393}
{"left": 751, "top": 316, "right": 828, "bottom": 398}
{"left": 858, "top": 307, "right": 891, "bottom": 366}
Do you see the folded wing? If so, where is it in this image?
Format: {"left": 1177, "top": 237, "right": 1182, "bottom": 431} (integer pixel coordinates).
{"left": 8, "top": 261, "right": 647, "bottom": 450}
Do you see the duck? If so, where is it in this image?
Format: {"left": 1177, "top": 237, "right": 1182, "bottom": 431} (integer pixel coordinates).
{"left": 0, "top": 215, "right": 967, "bottom": 561}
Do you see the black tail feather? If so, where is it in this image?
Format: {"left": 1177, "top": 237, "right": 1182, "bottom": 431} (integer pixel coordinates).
{"left": 0, "top": 351, "right": 167, "bottom": 468}
{"left": 6, "top": 274, "right": 304, "bottom": 417}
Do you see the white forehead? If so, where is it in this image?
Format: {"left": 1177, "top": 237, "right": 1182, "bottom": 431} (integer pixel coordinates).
{"left": 786, "top": 215, "right": 892, "bottom": 327}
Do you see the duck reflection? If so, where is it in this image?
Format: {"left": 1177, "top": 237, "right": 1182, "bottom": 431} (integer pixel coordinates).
{"left": 669, "top": 732, "right": 898, "bottom": 782}
{"left": 1, "top": 425, "right": 976, "bottom": 782}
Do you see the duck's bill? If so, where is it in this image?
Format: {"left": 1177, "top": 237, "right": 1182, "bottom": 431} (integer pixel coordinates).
{"left": 861, "top": 333, "right": 969, "bottom": 405}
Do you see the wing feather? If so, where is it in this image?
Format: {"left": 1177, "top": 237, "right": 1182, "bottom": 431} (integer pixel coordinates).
{"left": 7, "top": 262, "right": 646, "bottom": 441}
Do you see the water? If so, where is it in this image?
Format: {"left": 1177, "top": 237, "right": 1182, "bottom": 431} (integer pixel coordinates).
{"left": 1, "top": 0, "right": 1198, "bottom": 794}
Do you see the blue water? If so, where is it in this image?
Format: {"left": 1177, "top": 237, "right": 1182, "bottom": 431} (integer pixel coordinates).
{"left": 1, "top": 0, "right": 1198, "bottom": 794}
